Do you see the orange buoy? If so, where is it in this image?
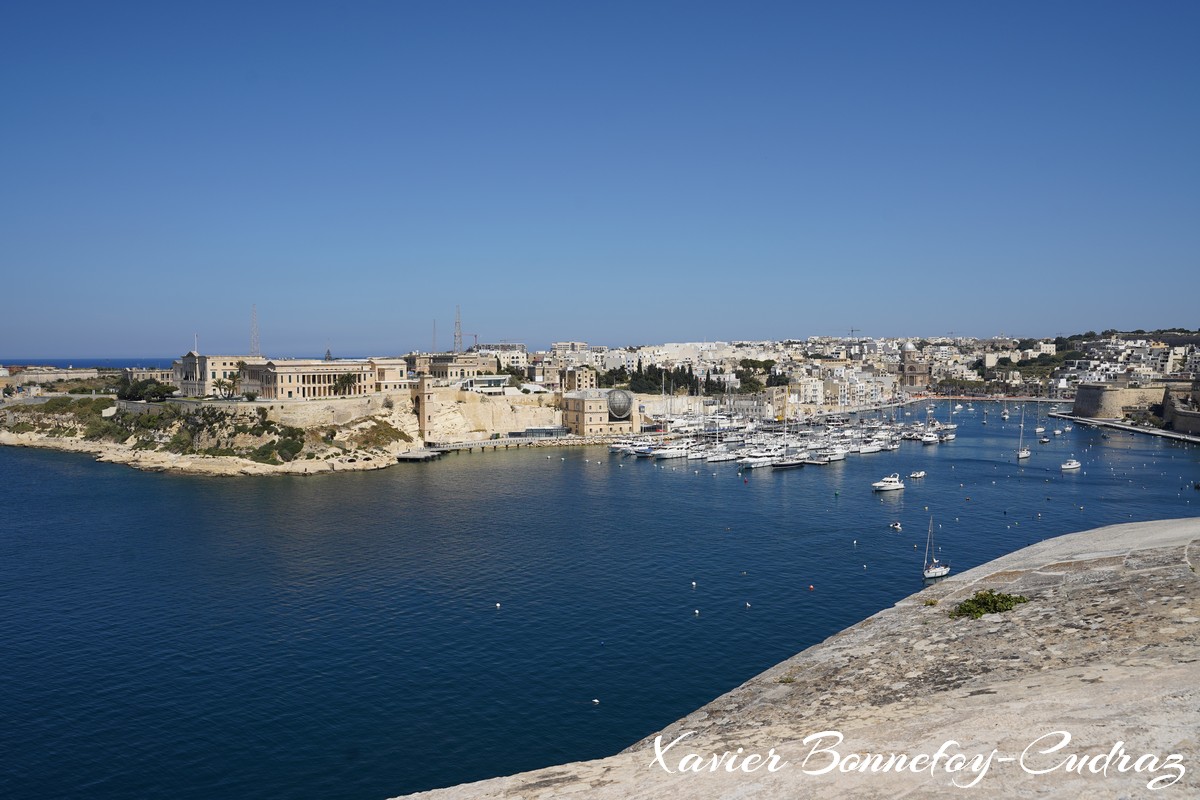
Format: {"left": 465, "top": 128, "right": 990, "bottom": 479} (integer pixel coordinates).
{"left": 808, "top": 585, "right": 814, "bottom": 591}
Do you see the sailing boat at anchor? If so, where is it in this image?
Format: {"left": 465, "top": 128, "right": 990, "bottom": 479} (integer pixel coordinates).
{"left": 1016, "top": 406, "right": 1030, "bottom": 460}
{"left": 923, "top": 517, "right": 951, "bottom": 580}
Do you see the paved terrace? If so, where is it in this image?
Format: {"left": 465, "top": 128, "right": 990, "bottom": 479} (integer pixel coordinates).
{"left": 395, "top": 518, "right": 1200, "bottom": 799}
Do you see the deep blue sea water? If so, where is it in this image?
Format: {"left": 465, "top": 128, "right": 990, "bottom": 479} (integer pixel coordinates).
{"left": 2, "top": 403, "right": 1198, "bottom": 799}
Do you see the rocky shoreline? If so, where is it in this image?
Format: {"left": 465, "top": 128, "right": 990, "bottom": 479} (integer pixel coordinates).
{"left": 0, "top": 429, "right": 401, "bottom": 476}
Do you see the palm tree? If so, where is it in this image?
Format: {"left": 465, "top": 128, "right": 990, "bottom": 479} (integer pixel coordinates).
{"left": 332, "top": 372, "right": 358, "bottom": 396}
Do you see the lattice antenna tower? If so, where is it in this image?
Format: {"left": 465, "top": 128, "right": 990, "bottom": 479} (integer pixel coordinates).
{"left": 250, "top": 304, "right": 261, "bottom": 356}
{"left": 453, "top": 305, "right": 463, "bottom": 354}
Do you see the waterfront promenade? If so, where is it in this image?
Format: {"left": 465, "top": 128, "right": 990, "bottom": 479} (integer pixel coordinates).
{"left": 395, "top": 518, "right": 1200, "bottom": 799}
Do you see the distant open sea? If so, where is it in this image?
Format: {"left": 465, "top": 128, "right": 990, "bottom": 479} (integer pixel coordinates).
{"left": 2, "top": 403, "right": 1199, "bottom": 799}
{"left": 2, "top": 357, "right": 178, "bottom": 369}
{"left": 3, "top": 357, "right": 378, "bottom": 370}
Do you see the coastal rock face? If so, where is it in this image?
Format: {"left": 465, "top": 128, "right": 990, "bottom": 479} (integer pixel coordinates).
{"left": 0, "top": 391, "right": 558, "bottom": 476}
{"left": 394, "top": 519, "right": 1200, "bottom": 799}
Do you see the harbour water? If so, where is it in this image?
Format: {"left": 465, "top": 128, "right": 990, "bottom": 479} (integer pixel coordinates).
{"left": 3, "top": 402, "right": 1199, "bottom": 799}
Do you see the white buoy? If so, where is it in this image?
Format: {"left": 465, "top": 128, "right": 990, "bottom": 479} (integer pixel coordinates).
{"left": 691, "top": 581, "right": 696, "bottom": 589}
{"left": 495, "top": 603, "right": 501, "bottom": 609}
{"left": 694, "top": 609, "right": 700, "bottom": 616}
{"left": 592, "top": 698, "right": 600, "bottom": 704}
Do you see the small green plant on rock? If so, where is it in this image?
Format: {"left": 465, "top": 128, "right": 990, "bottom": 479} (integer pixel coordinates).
{"left": 949, "top": 589, "right": 1029, "bottom": 620}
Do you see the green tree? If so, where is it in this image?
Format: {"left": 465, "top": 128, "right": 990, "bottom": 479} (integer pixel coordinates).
{"left": 332, "top": 372, "right": 358, "bottom": 395}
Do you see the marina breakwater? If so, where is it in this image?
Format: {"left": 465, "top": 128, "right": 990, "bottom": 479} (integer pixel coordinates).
{"left": 395, "top": 518, "right": 1200, "bottom": 799}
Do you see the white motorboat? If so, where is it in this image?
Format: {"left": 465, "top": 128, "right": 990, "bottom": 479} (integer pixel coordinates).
{"left": 909, "top": 470, "right": 926, "bottom": 479}
{"left": 1061, "top": 458, "right": 1081, "bottom": 471}
{"left": 871, "top": 473, "right": 905, "bottom": 492}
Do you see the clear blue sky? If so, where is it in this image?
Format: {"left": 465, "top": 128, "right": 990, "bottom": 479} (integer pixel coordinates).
{"left": 3, "top": 1, "right": 1197, "bottom": 358}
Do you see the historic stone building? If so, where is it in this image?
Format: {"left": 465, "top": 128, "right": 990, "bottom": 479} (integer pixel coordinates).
{"left": 404, "top": 352, "right": 482, "bottom": 381}
{"left": 175, "top": 353, "right": 268, "bottom": 397}
{"left": 899, "top": 341, "right": 931, "bottom": 389}
{"left": 561, "top": 388, "right": 639, "bottom": 436}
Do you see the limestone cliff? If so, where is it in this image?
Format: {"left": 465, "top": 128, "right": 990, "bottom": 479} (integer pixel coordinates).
{"left": 0, "top": 390, "right": 560, "bottom": 476}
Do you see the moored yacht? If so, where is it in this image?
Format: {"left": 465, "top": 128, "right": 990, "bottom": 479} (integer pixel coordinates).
{"left": 871, "top": 473, "right": 905, "bottom": 492}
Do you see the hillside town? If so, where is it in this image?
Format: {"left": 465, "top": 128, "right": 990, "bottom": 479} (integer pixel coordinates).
{"left": 4, "top": 329, "right": 1200, "bottom": 442}
{"left": 5, "top": 330, "right": 1199, "bottom": 409}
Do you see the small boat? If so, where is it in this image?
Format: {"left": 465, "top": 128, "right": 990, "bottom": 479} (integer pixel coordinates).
{"left": 771, "top": 457, "right": 806, "bottom": 471}
{"left": 1064, "top": 425, "right": 1073, "bottom": 432}
{"left": 922, "top": 517, "right": 950, "bottom": 580}
{"left": 1061, "top": 458, "right": 1081, "bottom": 471}
{"left": 908, "top": 470, "right": 926, "bottom": 479}
{"left": 871, "top": 473, "right": 905, "bottom": 492}
{"left": 1039, "top": 436, "right": 1051, "bottom": 444}
{"left": 1053, "top": 429, "right": 1063, "bottom": 436}
{"left": 889, "top": 521, "right": 902, "bottom": 531}
{"left": 1016, "top": 407, "right": 1030, "bottom": 459}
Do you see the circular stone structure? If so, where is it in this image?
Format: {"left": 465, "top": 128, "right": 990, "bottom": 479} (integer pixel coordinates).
{"left": 607, "top": 389, "right": 633, "bottom": 419}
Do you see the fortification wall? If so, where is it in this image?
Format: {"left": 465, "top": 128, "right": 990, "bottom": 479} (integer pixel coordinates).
{"left": 242, "top": 389, "right": 559, "bottom": 442}
{"left": 420, "top": 388, "right": 560, "bottom": 442}
{"left": 1164, "top": 385, "right": 1200, "bottom": 435}
{"left": 1071, "top": 383, "right": 1164, "bottom": 418}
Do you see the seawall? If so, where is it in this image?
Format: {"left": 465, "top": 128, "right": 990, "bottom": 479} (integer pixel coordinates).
{"left": 394, "top": 518, "right": 1200, "bottom": 799}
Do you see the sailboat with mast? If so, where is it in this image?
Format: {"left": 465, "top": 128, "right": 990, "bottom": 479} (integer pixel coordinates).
{"left": 1016, "top": 406, "right": 1030, "bottom": 460}
{"left": 923, "top": 517, "right": 950, "bottom": 579}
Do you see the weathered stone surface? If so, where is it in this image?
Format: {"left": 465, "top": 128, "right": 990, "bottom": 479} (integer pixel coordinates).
{"left": 394, "top": 519, "right": 1200, "bottom": 799}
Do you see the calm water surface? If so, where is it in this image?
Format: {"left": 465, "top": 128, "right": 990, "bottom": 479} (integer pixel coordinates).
{"left": 3, "top": 403, "right": 1198, "bottom": 799}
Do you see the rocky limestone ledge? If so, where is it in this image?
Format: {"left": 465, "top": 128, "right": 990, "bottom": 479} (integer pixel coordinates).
{"left": 0, "top": 430, "right": 398, "bottom": 476}
{"left": 395, "top": 518, "right": 1200, "bottom": 799}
